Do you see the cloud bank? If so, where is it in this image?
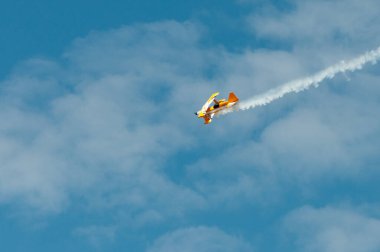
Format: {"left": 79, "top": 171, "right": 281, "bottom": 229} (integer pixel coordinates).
{"left": 1, "top": 0, "right": 380, "bottom": 250}
{"left": 0, "top": 21, "right": 211, "bottom": 218}
{"left": 147, "top": 226, "right": 253, "bottom": 252}
{"left": 283, "top": 206, "right": 380, "bottom": 252}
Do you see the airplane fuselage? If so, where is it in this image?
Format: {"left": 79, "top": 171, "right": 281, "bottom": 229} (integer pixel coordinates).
{"left": 204, "top": 101, "right": 237, "bottom": 116}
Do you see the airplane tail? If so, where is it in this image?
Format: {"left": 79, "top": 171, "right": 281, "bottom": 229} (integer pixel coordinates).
{"left": 228, "top": 92, "right": 239, "bottom": 103}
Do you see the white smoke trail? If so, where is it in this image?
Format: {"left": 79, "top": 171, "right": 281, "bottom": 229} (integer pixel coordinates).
{"left": 235, "top": 46, "right": 380, "bottom": 112}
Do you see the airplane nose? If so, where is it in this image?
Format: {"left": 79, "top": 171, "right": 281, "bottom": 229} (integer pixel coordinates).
{"left": 194, "top": 112, "right": 198, "bottom": 115}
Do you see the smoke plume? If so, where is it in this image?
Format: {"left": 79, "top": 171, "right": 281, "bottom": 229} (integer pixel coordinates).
{"left": 236, "top": 46, "right": 380, "bottom": 111}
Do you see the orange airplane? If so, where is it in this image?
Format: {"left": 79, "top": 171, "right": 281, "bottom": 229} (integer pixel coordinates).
{"left": 195, "top": 92, "right": 239, "bottom": 124}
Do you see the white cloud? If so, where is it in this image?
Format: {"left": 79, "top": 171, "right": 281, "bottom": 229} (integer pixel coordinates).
{"left": 1, "top": 3, "right": 380, "bottom": 249}
{"left": 147, "top": 226, "right": 253, "bottom": 252}
{"left": 282, "top": 205, "right": 380, "bottom": 252}
{"left": 246, "top": 0, "right": 380, "bottom": 78}
{"left": 0, "top": 21, "right": 211, "bottom": 218}
{"left": 73, "top": 225, "right": 116, "bottom": 248}
{"left": 250, "top": 0, "right": 380, "bottom": 46}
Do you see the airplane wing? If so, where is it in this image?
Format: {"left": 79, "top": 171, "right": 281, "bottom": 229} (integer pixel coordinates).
{"left": 201, "top": 92, "right": 219, "bottom": 113}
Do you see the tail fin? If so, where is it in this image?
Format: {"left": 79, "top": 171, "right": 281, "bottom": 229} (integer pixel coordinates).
{"left": 228, "top": 92, "right": 239, "bottom": 103}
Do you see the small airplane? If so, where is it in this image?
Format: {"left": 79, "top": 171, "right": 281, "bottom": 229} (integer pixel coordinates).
{"left": 195, "top": 92, "right": 239, "bottom": 124}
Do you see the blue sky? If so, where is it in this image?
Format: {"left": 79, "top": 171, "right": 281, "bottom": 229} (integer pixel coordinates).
{"left": 1, "top": 0, "right": 380, "bottom": 251}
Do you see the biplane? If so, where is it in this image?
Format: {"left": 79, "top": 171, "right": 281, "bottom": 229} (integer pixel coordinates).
{"left": 195, "top": 92, "right": 239, "bottom": 124}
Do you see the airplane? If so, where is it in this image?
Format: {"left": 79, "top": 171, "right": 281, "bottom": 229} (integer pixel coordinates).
{"left": 195, "top": 92, "right": 239, "bottom": 124}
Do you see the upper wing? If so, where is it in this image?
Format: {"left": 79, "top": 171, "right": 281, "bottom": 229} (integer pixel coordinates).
{"left": 201, "top": 92, "right": 219, "bottom": 113}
